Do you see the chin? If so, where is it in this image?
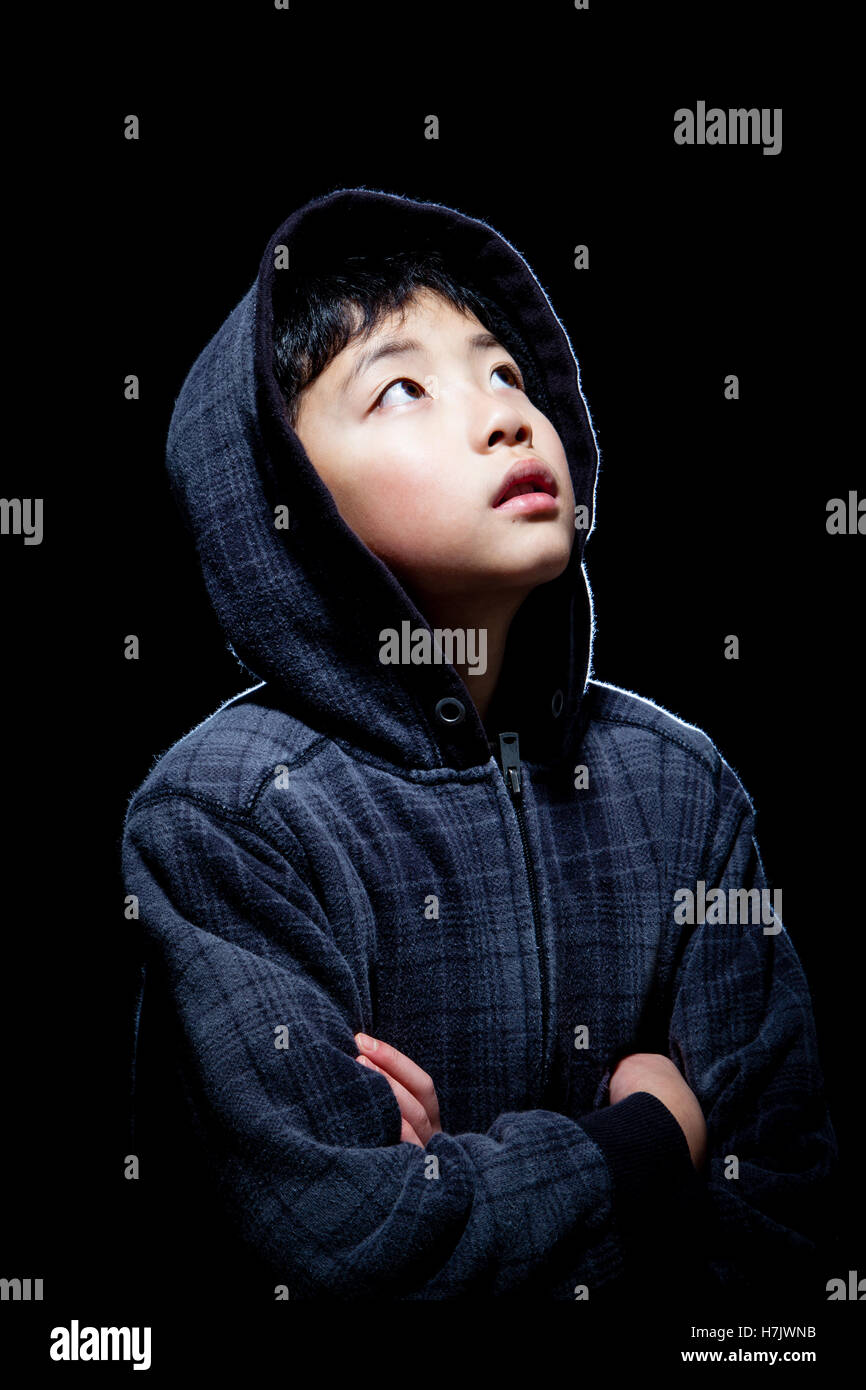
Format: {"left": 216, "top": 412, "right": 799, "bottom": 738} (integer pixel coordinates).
{"left": 532, "top": 554, "right": 572, "bottom": 587}
{"left": 482, "top": 552, "right": 570, "bottom": 596}
{"left": 520, "top": 531, "right": 574, "bottom": 582}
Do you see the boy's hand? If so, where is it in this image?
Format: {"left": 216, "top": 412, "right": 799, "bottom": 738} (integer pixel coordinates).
{"left": 608, "top": 1051, "right": 708, "bottom": 1171}
{"left": 354, "top": 1033, "right": 443, "bottom": 1148}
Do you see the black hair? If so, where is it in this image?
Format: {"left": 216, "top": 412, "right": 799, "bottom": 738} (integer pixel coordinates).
{"left": 271, "top": 248, "right": 551, "bottom": 430}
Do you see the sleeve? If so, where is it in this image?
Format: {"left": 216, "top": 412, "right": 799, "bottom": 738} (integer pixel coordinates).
{"left": 122, "top": 790, "right": 698, "bottom": 1301}
{"left": 666, "top": 763, "right": 840, "bottom": 1298}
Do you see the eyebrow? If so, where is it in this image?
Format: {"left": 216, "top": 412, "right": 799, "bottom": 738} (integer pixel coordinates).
{"left": 339, "top": 329, "right": 506, "bottom": 397}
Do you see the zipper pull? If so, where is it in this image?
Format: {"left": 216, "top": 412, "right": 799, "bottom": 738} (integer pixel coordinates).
{"left": 498, "top": 732, "right": 522, "bottom": 796}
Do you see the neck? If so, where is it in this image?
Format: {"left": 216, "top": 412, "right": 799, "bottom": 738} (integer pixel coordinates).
{"left": 410, "top": 586, "right": 528, "bottom": 727}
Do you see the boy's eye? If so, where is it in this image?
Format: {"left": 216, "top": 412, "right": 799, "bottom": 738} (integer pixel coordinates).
{"left": 374, "top": 363, "right": 525, "bottom": 410}
{"left": 375, "top": 378, "right": 427, "bottom": 409}
{"left": 492, "top": 364, "right": 524, "bottom": 390}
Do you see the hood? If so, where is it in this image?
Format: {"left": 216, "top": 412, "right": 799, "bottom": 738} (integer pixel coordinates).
{"left": 165, "top": 187, "right": 600, "bottom": 774}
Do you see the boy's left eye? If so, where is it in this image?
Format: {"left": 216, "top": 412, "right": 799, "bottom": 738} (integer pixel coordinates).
{"left": 493, "top": 364, "right": 524, "bottom": 390}
{"left": 374, "top": 364, "right": 524, "bottom": 409}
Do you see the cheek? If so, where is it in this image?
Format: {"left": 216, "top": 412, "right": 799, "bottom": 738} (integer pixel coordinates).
{"left": 535, "top": 417, "right": 569, "bottom": 468}
{"left": 537, "top": 423, "right": 575, "bottom": 498}
{"left": 343, "top": 450, "right": 452, "bottom": 546}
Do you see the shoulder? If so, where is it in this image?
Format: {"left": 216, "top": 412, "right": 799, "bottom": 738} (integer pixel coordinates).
{"left": 579, "top": 679, "right": 754, "bottom": 812}
{"left": 582, "top": 680, "right": 720, "bottom": 771}
{"left": 123, "top": 682, "right": 325, "bottom": 825}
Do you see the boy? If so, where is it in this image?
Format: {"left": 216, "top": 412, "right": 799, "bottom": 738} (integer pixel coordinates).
{"left": 123, "top": 186, "right": 838, "bottom": 1303}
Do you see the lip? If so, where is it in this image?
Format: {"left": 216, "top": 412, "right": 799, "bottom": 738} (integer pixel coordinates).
{"left": 491, "top": 458, "right": 559, "bottom": 511}
{"left": 494, "top": 490, "right": 559, "bottom": 515}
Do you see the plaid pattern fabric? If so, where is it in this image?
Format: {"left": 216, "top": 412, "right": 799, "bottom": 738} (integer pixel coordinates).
{"left": 122, "top": 678, "right": 837, "bottom": 1300}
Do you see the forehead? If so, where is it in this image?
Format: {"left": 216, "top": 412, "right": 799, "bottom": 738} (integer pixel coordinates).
{"left": 354, "top": 288, "right": 484, "bottom": 347}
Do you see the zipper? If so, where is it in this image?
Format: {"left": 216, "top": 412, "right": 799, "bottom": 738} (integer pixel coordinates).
{"left": 496, "top": 731, "right": 550, "bottom": 1099}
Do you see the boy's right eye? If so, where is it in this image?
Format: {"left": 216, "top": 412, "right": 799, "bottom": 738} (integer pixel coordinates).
{"left": 375, "top": 378, "right": 426, "bottom": 409}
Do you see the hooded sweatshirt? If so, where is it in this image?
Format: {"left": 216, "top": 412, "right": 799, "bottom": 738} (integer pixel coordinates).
{"left": 122, "top": 187, "right": 838, "bottom": 1303}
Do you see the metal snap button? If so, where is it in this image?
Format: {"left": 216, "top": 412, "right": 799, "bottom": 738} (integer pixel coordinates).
{"left": 434, "top": 697, "right": 466, "bottom": 725}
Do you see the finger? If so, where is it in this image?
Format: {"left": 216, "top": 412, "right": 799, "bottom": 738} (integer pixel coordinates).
{"left": 401, "top": 1117, "right": 424, "bottom": 1147}
{"left": 355, "top": 1057, "right": 424, "bottom": 1145}
{"left": 354, "top": 1035, "right": 441, "bottom": 1127}
{"left": 356, "top": 1055, "right": 434, "bottom": 1145}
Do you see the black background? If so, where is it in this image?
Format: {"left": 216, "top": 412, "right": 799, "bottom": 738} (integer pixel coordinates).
{"left": 2, "top": 1, "right": 861, "bottom": 1372}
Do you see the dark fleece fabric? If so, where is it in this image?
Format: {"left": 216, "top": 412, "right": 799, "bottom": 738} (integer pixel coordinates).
{"left": 122, "top": 187, "right": 838, "bottom": 1303}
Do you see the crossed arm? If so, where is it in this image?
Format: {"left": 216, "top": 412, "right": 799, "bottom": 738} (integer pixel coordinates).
{"left": 125, "top": 786, "right": 836, "bottom": 1296}
{"left": 354, "top": 1033, "right": 708, "bottom": 1170}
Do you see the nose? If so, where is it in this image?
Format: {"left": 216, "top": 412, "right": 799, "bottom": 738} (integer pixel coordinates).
{"left": 480, "top": 397, "right": 533, "bottom": 452}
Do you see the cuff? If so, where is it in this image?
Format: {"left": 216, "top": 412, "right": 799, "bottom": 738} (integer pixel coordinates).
{"left": 579, "top": 1090, "right": 703, "bottom": 1242}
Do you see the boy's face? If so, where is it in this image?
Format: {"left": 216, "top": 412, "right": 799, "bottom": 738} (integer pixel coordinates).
{"left": 292, "top": 289, "right": 576, "bottom": 609}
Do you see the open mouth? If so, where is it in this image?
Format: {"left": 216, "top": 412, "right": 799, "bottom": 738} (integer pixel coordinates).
{"left": 492, "top": 463, "right": 559, "bottom": 511}
{"left": 494, "top": 480, "right": 553, "bottom": 505}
